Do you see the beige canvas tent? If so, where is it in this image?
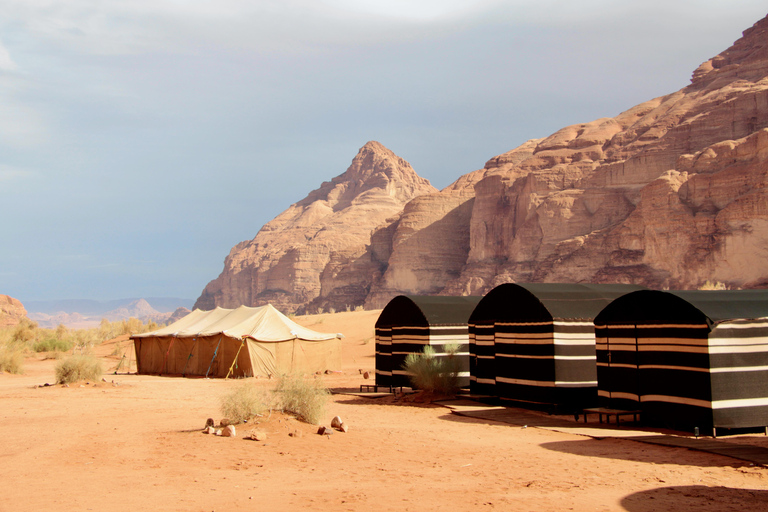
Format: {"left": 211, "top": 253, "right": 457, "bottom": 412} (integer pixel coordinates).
{"left": 131, "top": 304, "right": 342, "bottom": 378}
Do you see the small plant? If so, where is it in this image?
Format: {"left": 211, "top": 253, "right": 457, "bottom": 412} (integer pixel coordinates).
{"left": 274, "top": 374, "right": 329, "bottom": 425}
{"left": 55, "top": 354, "right": 103, "bottom": 384}
{"left": 402, "top": 344, "right": 462, "bottom": 395}
{"left": 220, "top": 383, "right": 271, "bottom": 424}
{"left": 699, "top": 280, "right": 728, "bottom": 290}
{"left": 328, "top": 307, "right": 336, "bottom": 314}
{"left": 0, "top": 346, "right": 24, "bottom": 374}
{"left": 354, "top": 305, "right": 364, "bottom": 312}
{"left": 32, "top": 338, "right": 74, "bottom": 353}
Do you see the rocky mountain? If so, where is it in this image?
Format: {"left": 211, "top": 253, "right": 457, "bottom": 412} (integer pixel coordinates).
{"left": 195, "top": 141, "right": 437, "bottom": 313}
{"left": 28, "top": 298, "right": 188, "bottom": 329}
{"left": 0, "top": 295, "right": 27, "bottom": 328}
{"left": 198, "top": 14, "right": 768, "bottom": 312}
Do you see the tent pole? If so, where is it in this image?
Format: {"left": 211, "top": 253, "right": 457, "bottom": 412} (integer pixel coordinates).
{"left": 206, "top": 338, "right": 222, "bottom": 378}
{"left": 225, "top": 338, "right": 247, "bottom": 380}
{"left": 160, "top": 336, "right": 176, "bottom": 375}
{"left": 181, "top": 338, "right": 198, "bottom": 377}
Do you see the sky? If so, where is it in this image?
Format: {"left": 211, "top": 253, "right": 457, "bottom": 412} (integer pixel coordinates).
{"left": 1, "top": 1, "right": 766, "bottom": 304}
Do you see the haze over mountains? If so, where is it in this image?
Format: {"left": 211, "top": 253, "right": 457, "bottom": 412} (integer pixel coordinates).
{"left": 196, "top": 13, "right": 768, "bottom": 314}
{"left": 25, "top": 298, "right": 193, "bottom": 329}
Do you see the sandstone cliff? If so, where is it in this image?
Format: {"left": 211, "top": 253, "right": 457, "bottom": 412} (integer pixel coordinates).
{"left": 195, "top": 141, "right": 437, "bottom": 313}
{"left": 199, "top": 14, "right": 768, "bottom": 312}
{"left": 0, "top": 295, "right": 27, "bottom": 328}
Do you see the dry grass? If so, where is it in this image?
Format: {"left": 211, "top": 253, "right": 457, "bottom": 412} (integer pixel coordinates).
{"left": 220, "top": 383, "right": 271, "bottom": 424}
{"left": 0, "top": 346, "right": 24, "bottom": 374}
{"left": 274, "top": 374, "right": 329, "bottom": 425}
{"left": 55, "top": 354, "right": 103, "bottom": 384}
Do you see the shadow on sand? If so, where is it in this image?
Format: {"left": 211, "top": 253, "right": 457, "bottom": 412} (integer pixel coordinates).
{"left": 620, "top": 485, "right": 768, "bottom": 511}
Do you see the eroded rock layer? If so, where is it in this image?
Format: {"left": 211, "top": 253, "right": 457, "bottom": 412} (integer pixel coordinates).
{"left": 199, "top": 14, "right": 768, "bottom": 312}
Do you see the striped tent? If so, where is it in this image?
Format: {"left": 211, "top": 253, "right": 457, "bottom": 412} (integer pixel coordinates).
{"left": 468, "top": 283, "right": 644, "bottom": 410}
{"left": 594, "top": 289, "right": 768, "bottom": 433}
{"left": 375, "top": 295, "right": 482, "bottom": 389}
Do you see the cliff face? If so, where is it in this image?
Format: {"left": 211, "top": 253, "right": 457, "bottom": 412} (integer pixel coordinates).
{"left": 198, "top": 14, "right": 768, "bottom": 312}
{"left": 442, "top": 15, "right": 768, "bottom": 295}
{"left": 195, "top": 141, "right": 437, "bottom": 313}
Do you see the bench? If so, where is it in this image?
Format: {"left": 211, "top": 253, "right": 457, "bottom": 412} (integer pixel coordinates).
{"left": 582, "top": 407, "right": 641, "bottom": 425}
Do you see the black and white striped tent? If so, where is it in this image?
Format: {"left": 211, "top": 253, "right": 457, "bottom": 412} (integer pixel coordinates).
{"left": 594, "top": 289, "right": 768, "bottom": 433}
{"left": 375, "top": 295, "right": 482, "bottom": 389}
{"left": 468, "top": 283, "right": 644, "bottom": 410}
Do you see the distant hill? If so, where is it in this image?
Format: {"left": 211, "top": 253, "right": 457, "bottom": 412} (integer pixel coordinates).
{"left": 25, "top": 297, "right": 194, "bottom": 329}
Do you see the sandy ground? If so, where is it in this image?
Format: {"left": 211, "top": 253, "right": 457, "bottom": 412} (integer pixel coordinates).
{"left": 2, "top": 309, "right": 768, "bottom": 512}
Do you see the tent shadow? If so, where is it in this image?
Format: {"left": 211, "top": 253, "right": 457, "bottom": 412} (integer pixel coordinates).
{"left": 620, "top": 485, "right": 768, "bottom": 511}
{"left": 539, "top": 438, "right": 751, "bottom": 468}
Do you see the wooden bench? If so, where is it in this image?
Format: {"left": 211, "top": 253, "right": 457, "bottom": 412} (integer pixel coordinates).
{"left": 582, "top": 407, "right": 641, "bottom": 425}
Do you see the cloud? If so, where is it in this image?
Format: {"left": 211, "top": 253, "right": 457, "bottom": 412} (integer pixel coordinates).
{"left": 0, "top": 38, "right": 17, "bottom": 71}
{"left": 0, "top": 165, "right": 34, "bottom": 182}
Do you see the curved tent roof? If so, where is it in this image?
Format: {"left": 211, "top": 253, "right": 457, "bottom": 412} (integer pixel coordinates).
{"left": 594, "top": 289, "right": 768, "bottom": 327}
{"left": 133, "top": 304, "right": 340, "bottom": 342}
{"left": 469, "top": 283, "right": 646, "bottom": 324}
{"left": 375, "top": 295, "right": 482, "bottom": 329}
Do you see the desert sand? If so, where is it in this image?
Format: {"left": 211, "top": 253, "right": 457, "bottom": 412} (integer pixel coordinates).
{"left": 1, "top": 309, "right": 767, "bottom": 512}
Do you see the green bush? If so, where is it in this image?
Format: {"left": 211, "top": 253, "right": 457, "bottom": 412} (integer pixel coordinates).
{"left": 0, "top": 347, "right": 24, "bottom": 374}
{"left": 55, "top": 354, "right": 103, "bottom": 384}
{"left": 402, "top": 344, "right": 461, "bottom": 395}
{"left": 32, "top": 338, "right": 74, "bottom": 353}
{"left": 275, "top": 374, "right": 329, "bottom": 425}
{"left": 220, "top": 383, "right": 271, "bottom": 424}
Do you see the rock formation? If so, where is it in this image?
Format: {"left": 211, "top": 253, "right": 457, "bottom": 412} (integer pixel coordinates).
{"left": 199, "top": 14, "right": 768, "bottom": 312}
{"left": 195, "top": 141, "right": 437, "bottom": 313}
{"left": 0, "top": 295, "right": 27, "bottom": 328}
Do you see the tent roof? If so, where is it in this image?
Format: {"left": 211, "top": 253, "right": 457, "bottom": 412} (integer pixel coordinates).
{"left": 594, "top": 289, "right": 768, "bottom": 327}
{"left": 132, "top": 304, "right": 340, "bottom": 342}
{"left": 469, "top": 283, "right": 647, "bottom": 323}
{"left": 375, "top": 295, "right": 482, "bottom": 328}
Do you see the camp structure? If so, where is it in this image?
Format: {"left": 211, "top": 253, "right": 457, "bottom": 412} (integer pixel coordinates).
{"left": 468, "top": 283, "right": 645, "bottom": 411}
{"left": 131, "top": 304, "right": 342, "bottom": 378}
{"left": 594, "top": 289, "right": 768, "bottom": 434}
{"left": 375, "top": 295, "right": 482, "bottom": 390}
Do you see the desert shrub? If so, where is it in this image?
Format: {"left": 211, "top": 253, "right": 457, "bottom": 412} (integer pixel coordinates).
{"left": 220, "top": 383, "right": 271, "bottom": 424}
{"left": 0, "top": 346, "right": 24, "bottom": 374}
{"left": 12, "top": 318, "right": 39, "bottom": 345}
{"left": 32, "top": 338, "right": 74, "bottom": 353}
{"left": 699, "top": 280, "right": 728, "bottom": 290}
{"left": 402, "top": 344, "right": 462, "bottom": 395}
{"left": 55, "top": 354, "right": 103, "bottom": 384}
{"left": 274, "top": 374, "right": 329, "bottom": 425}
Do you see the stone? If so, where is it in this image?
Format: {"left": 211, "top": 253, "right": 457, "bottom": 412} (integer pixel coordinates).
{"left": 317, "top": 426, "right": 333, "bottom": 436}
{"left": 338, "top": 422, "right": 349, "bottom": 433}
{"left": 330, "top": 416, "right": 343, "bottom": 429}
{"left": 245, "top": 430, "right": 267, "bottom": 441}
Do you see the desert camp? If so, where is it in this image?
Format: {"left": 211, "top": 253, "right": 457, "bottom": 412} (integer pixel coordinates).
{"left": 131, "top": 304, "right": 342, "bottom": 378}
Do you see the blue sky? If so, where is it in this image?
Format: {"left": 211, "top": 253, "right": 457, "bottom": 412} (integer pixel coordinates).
{"left": 1, "top": 1, "right": 766, "bottom": 303}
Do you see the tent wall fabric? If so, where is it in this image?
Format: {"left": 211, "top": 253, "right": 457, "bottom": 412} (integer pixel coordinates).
{"left": 132, "top": 304, "right": 341, "bottom": 378}
{"left": 375, "top": 295, "right": 482, "bottom": 389}
{"left": 594, "top": 289, "right": 768, "bottom": 432}
{"left": 468, "top": 283, "right": 645, "bottom": 410}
